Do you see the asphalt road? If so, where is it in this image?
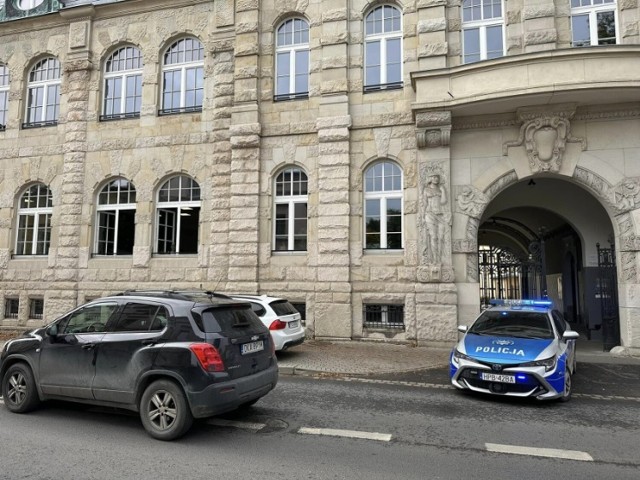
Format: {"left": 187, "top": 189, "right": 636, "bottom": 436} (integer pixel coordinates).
{"left": 1, "top": 363, "right": 639, "bottom": 480}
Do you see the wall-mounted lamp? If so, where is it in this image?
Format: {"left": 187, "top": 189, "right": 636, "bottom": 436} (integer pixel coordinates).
{"left": 528, "top": 179, "right": 536, "bottom": 186}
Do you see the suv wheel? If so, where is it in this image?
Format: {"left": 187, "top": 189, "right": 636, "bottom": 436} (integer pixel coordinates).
{"left": 140, "top": 380, "right": 193, "bottom": 441}
{"left": 2, "top": 363, "right": 40, "bottom": 413}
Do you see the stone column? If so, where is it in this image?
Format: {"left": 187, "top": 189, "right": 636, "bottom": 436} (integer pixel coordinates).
{"left": 51, "top": 7, "right": 95, "bottom": 316}
{"left": 417, "top": 0, "right": 449, "bottom": 70}
{"left": 227, "top": 1, "right": 261, "bottom": 293}
{"left": 313, "top": 7, "right": 352, "bottom": 339}
{"left": 522, "top": 0, "right": 558, "bottom": 52}
{"left": 414, "top": 111, "right": 458, "bottom": 346}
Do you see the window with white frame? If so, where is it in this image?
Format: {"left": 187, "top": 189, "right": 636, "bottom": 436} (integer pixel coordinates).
{"left": 364, "top": 5, "right": 403, "bottom": 91}
{"left": 102, "top": 46, "right": 143, "bottom": 120}
{"left": 161, "top": 37, "right": 204, "bottom": 114}
{"left": 462, "top": 0, "right": 505, "bottom": 64}
{"left": 363, "top": 304, "right": 405, "bottom": 329}
{"left": 571, "top": 0, "right": 617, "bottom": 47}
{"left": 29, "top": 298, "right": 44, "bottom": 320}
{"left": 275, "top": 18, "right": 310, "bottom": 101}
{"left": 95, "top": 178, "right": 136, "bottom": 256}
{"left": 0, "top": 63, "right": 8, "bottom": 131}
{"left": 5, "top": 298, "right": 19, "bottom": 319}
{"left": 18, "top": 0, "right": 44, "bottom": 10}
{"left": 155, "top": 175, "right": 200, "bottom": 254}
{"left": 364, "top": 161, "right": 403, "bottom": 249}
{"left": 274, "top": 167, "right": 308, "bottom": 251}
{"left": 24, "top": 57, "right": 61, "bottom": 128}
{"left": 15, "top": 183, "right": 52, "bottom": 256}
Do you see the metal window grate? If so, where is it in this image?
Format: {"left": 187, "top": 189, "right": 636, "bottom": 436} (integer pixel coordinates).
{"left": 29, "top": 298, "right": 44, "bottom": 320}
{"left": 363, "top": 304, "right": 404, "bottom": 330}
{"left": 4, "top": 298, "right": 19, "bottom": 319}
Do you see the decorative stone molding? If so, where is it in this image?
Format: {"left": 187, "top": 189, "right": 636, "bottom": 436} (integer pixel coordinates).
{"left": 619, "top": 235, "right": 640, "bottom": 252}
{"left": 503, "top": 105, "right": 586, "bottom": 173}
{"left": 621, "top": 252, "right": 637, "bottom": 282}
{"left": 215, "top": 0, "right": 235, "bottom": 27}
{"left": 617, "top": 213, "right": 634, "bottom": 237}
{"left": 417, "top": 265, "right": 455, "bottom": 283}
{"left": 373, "top": 128, "right": 392, "bottom": 158}
{"left": 415, "top": 111, "right": 451, "bottom": 148}
{"left": 485, "top": 171, "right": 518, "bottom": 201}
{"left": 614, "top": 178, "right": 640, "bottom": 212}
{"left": 573, "top": 167, "right": 640, "bottom": 215}
{"left": 452, "top": 239, "right": 477, "bottom": 253}
{"left": 455, "top": 185, "right": 487, "bottom": 219}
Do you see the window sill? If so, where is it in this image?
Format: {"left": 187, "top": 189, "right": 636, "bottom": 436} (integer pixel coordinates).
{"left": 99, "top": 113, "right": 140, "bottom": 122}
{"left": 271, "top": 250, "right": 307, "bottom": 256}
{"left": 21, "top": 120, "right": 58, "bottom": 129}
{"left": 274, "top": 92, "right": 309, "bottom": 102}
{"left": 363, "top": 325, "right": 406, "bottom": 332}
{"left": 363, "top": 82, "right": 403, "bottom": 93}
{"left": 363, "top": 249, "right": 404, "bottom": 255}
{"left": 10, "top": 255, "right": 48, "bottom": 260}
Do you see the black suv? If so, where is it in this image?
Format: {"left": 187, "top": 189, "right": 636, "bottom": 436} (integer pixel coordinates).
{"left": 0, "top": 290, "right": 278, "bottom": 440}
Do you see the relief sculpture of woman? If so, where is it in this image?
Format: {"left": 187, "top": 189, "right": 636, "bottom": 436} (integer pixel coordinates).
{"left": 422, "top": 174, "right": 451, "bottom": 264}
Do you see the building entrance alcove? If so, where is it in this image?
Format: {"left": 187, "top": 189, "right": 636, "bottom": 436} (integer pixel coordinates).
{"left": 476, "top": 177, "right": 620, "bottom": 350}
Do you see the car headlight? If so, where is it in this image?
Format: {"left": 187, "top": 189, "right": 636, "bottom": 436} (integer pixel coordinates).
{"left": 453, "top": 349, "right": 474, "bottom": 363}
{"left": 520, "top": 356, "right": 557, "bottom": 372}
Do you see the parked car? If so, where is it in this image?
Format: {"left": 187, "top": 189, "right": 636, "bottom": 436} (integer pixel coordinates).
{"left": 230, "top": 295, "right": 305, "bottom": 352}
{"left": 450, "top": 299, "right": 578, "bottom": 402}
{"left": 0, "top": 290, "right": 278, "bottom": 440}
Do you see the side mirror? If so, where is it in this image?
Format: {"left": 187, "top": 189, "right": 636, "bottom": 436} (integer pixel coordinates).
{"left": 46, "top": 324, "right": 59, "bottom": 337}
{"left": 563, "top": 330, "right": 579, "bottom": 341}
{"left": 457, "top": 325, "right": 468, "bottom": 333}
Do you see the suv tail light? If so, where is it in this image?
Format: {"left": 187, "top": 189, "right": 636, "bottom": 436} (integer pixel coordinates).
{"left": 190, "top": 343, "right": 225, "bottom": 372}
{"left": 269, "top": 319, "right": 287, "bottom": 331}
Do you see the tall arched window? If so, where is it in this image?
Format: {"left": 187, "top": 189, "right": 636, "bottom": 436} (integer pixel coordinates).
{"left": 15, "top": 183, "right": 53, "bottom": 256}
{"left": 0, "top": 63, "right": 8, "bottom": 131}
{"left": 275, "top": 18, "right": 309, "bottom": 101}
{"left": 24, "top": 57, "right": 61, "bottom": 128}
{"left": 364, "top": 161, "right": 403, "bottom": 249}
{"left": 160, "top": 37, "right": 204, "bottom": 114}
{"left": 95, "top": 178, "right": 136, "bottom": 255}
{"left": 155, "top": 175, "right": 200, "bottom": 254}
{"left": 364, "top": 5, "right": 402, "bottom": 91}
{"left": 274, "top": 167, "right": 308, "bottom": 251}
{"left": 102, "top": 46, "right": 143, "bottom": 120}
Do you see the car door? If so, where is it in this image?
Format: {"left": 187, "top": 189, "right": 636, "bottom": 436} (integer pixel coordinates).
{"left": 92, "top": 301, "right": 170, "bottom": 404}
{"left": 38, "top": 302, "right": 120, "bottom": 399}
{"left": 552, "top": 310, "right": 576, "bottom": 368}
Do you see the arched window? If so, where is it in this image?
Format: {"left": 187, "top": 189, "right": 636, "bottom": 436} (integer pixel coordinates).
{"left": 275, "top": 18, "right": 309, "bottom": 101}
{"left": 364, "top": 161, "right": 403, "bottom": 249}
{"left": 0, "top": 63, "right": 8, "bottom": 131}
{"left": 160, "top": 37, "right": 204, "bottom": 114}
{"left": 16, "top": 183, "right": 53, "bottom": 256}
{"left": 461, "top": 0, "right": 505, "bottom": 63}
{"left": 364, "top": 5, "right": 402, "bottom": 91}
{"left": 24, "top": 57, "right": 61, "bottom": 128}
{"left": 17, "top": 0, "right": 44, "bottom": 10}
{"left": 155, "top": 175, "right": 200, "bottom": 254}
{"left": 102, "top": 46, "right": 143, "bottom": 120}
{"left": 95, "top": 178, "right": 137, "bottom": 255}
{"left": 274, "top": 167, "right": 308, "bottom": 251}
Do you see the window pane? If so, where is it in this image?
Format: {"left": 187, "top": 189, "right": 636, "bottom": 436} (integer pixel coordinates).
{"left": 276, "top": 52, "right": 291, "bottom": 95}
{"left": 365, "top": 41, "right": 381, "bottom": 86}
{"left": 386, "top": 38, "right": 402, "bottom": 84}
{"left": 486, "top": 26, "right": 504, "bottom": 59}
{"left": 597, "top": 11, "right": 616, "bottom": 45}
{"left": 463, "top": 28, "right": 481, "bottom": 63}
{"left": 295, "top": 50, "right": 309, "bottom": 93}
{"left": 571, "top": 15, "right": 591, "bottom": 47}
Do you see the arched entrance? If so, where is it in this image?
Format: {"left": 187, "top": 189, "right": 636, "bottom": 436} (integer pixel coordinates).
{"left": 475, "top": 177, "right": 619, "bottom": 350}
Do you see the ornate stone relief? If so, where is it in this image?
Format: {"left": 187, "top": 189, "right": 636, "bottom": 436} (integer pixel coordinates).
{"left": 621, "top": 252, "right": 637, "bottom": 283}
{"left": 503, "top": 105, "right": 586, "bottom": 173}
{"left": 573, "top": 167, "right": 640, "bottom": 215}
{"left": 418, "top": 163, "right": 453, "bottom": 282}
{"left": 415, "top": 111, "right": 451, "bottom": 148}
{"left": 455, "top": 185, "right": 487, "bottom": 219}
{"left": 613, "top": 178, "right": 640, "bottom": 212}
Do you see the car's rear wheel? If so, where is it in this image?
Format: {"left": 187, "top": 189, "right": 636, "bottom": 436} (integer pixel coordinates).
{"left": 559, "top": 368, "right": 572, "bottom": 402}
{"left": 2, "top": 363, "right": 40, "bottom": 413}
{"left": 140, "top": 380, "right": 193, "bottom": 441}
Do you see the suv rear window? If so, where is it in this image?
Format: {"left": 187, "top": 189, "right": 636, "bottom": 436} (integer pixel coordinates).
{"left": 199, "top": 306, "right": 264, "bottom": 333}
{"left": 270, "top": 300, "right": 298, "bottom": 316}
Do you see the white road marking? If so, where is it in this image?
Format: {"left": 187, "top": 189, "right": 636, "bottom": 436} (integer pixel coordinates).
{"left": 206, "top": 418, "right": 266, "bottom": 432}
{"left": 485, "top": 443, "right": 593, "bottom": 462}
{"left": 0, "top": 398, "right": 3, "bottom": 404}
{"left": 298, "top": 427, "right": 392, "bottom": 442}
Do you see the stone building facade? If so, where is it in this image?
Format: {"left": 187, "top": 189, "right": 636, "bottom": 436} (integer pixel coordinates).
{"left": 0, "top": 0, "right": 639, "bottom": 354}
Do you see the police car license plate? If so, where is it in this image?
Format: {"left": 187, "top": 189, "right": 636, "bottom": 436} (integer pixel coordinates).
{"left": 241, "top": 340, "right": 264, "bottom": 355}
{"left": 481, "top": 372, "right": 516, "bottom": 384}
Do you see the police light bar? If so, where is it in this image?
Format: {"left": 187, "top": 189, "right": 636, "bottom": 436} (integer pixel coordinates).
{"left": 489, "top": 299, "right": 552, "bottom": 307}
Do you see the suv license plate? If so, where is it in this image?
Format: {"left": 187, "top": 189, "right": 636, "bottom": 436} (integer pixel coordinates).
{"left": 481, "top": 372, "right": 516, "bottom": 384}
{"left": 288, "top": 320, "right": 299, "bottom": 329}
{"left": 241, "top": 340, "right": 264, "bottom": 355}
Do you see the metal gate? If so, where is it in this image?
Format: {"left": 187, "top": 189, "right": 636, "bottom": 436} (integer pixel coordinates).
{"left": 478, "top": 244, "right": 545, "bottom": 309}
{"left": 597, "top": 242, "right": 620, "bottom": 351}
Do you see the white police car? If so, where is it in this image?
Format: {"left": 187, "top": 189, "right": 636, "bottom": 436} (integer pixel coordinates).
{"left": 450, "top": 300, "right": 579, "bottom": 401}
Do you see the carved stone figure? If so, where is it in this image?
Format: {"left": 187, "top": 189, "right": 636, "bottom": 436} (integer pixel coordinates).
{"left": 614, "top": 179, "right": 640, "bottom": 212}
{"left": 456, "top": 185, "right": 487, "bottom": 219}
{"left": 421, "top": 173, "right": 451, "bottom": 264}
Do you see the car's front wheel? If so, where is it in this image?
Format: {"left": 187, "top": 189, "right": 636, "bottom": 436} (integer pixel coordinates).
{"left": 1, "top": 363, "right": 41, "bottom": 413}
{"left": 139, "top": 380, "right": 193, "bottom": 441}
{"left": 559, "top": 368, "right": 572, "bottom": 402}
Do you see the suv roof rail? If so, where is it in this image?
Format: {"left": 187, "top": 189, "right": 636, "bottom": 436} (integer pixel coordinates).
{"left": 117, "top": 290, "right": 233, "bottom": 301}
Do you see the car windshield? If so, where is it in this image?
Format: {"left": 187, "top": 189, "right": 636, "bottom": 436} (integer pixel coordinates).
{"left": 468, "top": 310, "right": 554, "bottom": 339}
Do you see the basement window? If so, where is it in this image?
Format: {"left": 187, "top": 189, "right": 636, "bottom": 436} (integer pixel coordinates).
{"left": 363, "top": 304, "right": 405, "bottom": 330}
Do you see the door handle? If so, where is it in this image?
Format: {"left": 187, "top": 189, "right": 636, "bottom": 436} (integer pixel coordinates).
{"left": 81, "top": 343, "right": 95, "bottom": 350}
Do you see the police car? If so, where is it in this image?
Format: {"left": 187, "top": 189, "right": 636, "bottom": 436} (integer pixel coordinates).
{"left": 450, "top": 300, "right": 579, "bottom": 402}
